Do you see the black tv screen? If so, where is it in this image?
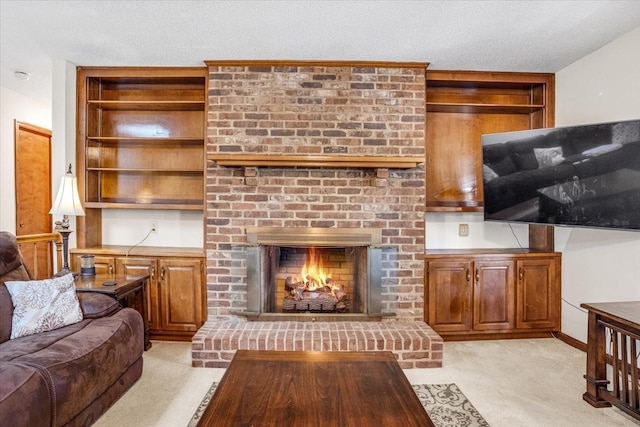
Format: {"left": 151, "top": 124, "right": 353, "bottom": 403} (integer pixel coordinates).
{"left": 482, "top": 119, "right": 640, "bottom": 231}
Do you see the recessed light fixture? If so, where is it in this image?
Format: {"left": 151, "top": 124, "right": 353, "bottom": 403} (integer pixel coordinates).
{"left": 14, "top": 70, "right": 31, "bottom": 81}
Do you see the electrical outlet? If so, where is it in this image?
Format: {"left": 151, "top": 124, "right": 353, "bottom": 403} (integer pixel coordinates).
{"left": 459, "top": 223, "right": 469, "bottom": 237}
{"left": 150, "top": 221, "right": 158, "bottom": 234}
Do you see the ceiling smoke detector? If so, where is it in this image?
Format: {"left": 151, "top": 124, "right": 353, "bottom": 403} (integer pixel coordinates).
{"left": 14, "top": 70, "right": 31, "bottom": 81}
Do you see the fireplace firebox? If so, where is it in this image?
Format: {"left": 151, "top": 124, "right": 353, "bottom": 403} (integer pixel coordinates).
{"left": 242, "top": 227, "right": 384, "bottom": 321}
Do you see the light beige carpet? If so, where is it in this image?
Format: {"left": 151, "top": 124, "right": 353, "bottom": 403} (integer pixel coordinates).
{"left": 94, "top": 339, "right": 640, "bottom": 427}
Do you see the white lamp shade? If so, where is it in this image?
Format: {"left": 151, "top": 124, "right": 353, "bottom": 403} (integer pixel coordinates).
{"left": 49, "top": 175, "right": 85, "bottom": 216}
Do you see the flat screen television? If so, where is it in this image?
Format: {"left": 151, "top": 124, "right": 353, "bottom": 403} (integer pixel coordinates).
{"left": 481, "top": 119, "right": 640, "bottom": 231}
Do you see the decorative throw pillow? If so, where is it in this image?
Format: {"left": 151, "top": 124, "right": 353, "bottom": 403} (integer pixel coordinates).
{"left": 534, "top": 146, "right": 564, "bottom": 168}
{"left": 582, "top": 143, "right": 622, "bottom": 157}
{"left": 5, "top": 273, "right": 83, "bottom": 339}
{"left": 482, "top": 164, "right": 500, "bottom": 182}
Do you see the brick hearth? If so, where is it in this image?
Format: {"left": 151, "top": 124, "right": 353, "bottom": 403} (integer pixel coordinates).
{"left": 192, "top": 321, "right": 443, "bottom": 369}
{"left": 193, "top": 61, "right": 442, "bottom": 368}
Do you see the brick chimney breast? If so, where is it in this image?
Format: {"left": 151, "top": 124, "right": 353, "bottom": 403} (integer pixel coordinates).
{"left": 205, "top": 62, "right": 426, "bottom": 321}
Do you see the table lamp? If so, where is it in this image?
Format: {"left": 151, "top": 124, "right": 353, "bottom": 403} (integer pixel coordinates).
{"left": 49, "top": 164, "right": 85, "bottom": 276}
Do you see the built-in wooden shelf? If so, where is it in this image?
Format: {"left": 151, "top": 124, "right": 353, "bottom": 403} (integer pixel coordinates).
{"left": 426, "top": 102, "right": 544, "bottom": 114}
{"left": 86, "top": 100, "right": 205, "bottom": 111}
{"left": 207, "top": 154, "right": 424, "bottom": 169}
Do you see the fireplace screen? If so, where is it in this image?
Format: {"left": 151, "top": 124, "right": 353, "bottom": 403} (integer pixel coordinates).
{"left": 266, "top": 246, "right": 366, "bottom": 314}
{"left": 244, "top": 227, "right": 383, "bottom": 319}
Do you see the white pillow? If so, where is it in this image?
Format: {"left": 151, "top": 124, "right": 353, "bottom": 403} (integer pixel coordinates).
{"left": 5, "top": 273, "right": 83, "bottom": 339}
{"left": 534, "top": 146, "right": 564, "bottom": 168}
{"left": 483, "top": 164, "right": 500, "bottom": 182}
{"left": 582, "top": 143, "right": 622, "bottom": 157}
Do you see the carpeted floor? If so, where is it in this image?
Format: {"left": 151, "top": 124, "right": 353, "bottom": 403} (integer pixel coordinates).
{"left": 94, "top": 339, "right": 640, "bottom": 427}
{"left": 187, "top": 382, "right": 489, "bottom": 427}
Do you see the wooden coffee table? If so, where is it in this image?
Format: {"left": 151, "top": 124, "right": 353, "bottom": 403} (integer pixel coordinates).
{"left": 196, "top": 350, "right": 434, "bottom": 427}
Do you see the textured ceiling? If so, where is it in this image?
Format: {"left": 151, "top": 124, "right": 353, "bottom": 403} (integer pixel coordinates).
{"left": 2, "top": 0, "right": 640, "bottom": 104}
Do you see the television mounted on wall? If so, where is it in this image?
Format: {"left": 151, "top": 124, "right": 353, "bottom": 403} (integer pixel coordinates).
{"left": 482, "top": 119, "right": 640, "bottom": 231}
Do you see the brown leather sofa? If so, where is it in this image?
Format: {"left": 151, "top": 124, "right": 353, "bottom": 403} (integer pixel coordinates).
{"left": 0, "top": 232, "right": 144, "bottom": 427}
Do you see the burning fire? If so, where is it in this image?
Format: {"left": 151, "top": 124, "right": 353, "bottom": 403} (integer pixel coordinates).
{"left": 284, "top": 247, "right": 347, "bottom": 312}
{"left": 298, "top": 247, "right": 333, "bottom": 291}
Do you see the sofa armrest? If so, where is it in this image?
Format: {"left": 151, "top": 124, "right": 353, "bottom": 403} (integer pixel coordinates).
{"left": 77, "top": 292, "right": 121, "bottom": 319}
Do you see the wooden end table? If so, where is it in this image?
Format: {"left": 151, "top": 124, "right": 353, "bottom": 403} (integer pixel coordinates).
{"left": 196, "top": 350, "right": 434, "bottom": 427}
{"left": 581, "top": 301, "right": 640, "bottom": 421}
{"left": 75, "top": 273, "right": 151, "bottom": 351}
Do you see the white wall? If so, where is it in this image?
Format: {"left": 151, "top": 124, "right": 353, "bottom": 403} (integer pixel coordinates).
{"left": 0, "top": 86, "right": 51, "bottom": 232}
{"left": 555, "top": 27, "right": 640, "bottom": 343}
{"left": 425, "top": 27, "right": 640, "bottom": 344}
{"left": 2, "top": 64, "right": 203, "bottom": 248}
{"left": 425, "top": 212, "right": 529, "bottom": 249}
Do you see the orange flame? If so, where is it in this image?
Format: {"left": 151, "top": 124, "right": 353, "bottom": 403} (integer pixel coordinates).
{"left": 299, "top": 247, "right": 330, "bottom": 290}
{"left": 293, "top": 248, "right": 341, "bottom": 293}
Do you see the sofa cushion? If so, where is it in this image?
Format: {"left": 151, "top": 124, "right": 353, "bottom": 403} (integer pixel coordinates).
{"left": 0, "top": 308, "right": 143, "bottom": 426}
{"left": 482, "top": 143, "right": 518, "bottom": 176}
{"left": 5, "top": 274, "right": 83, "bottom": 339}
{"left": 0, "top": 363, "right": 53, "bottom": 427}
{"left": 0, "top": 232, "right": 32, "bottom": 279}
{"left": 7, "top": 309, "right": 143, "bottom": 426}
{"left": 77, "top": 292, "right": 122, "bottom": 319}
{"left": 508, "top": 141, "right": 539, "bottom": 170}
{"left": 0, "top": 231, "right": 33, "bottom": 344}
{"left": 561, "top": 124, "right": 613, "bottom": 156}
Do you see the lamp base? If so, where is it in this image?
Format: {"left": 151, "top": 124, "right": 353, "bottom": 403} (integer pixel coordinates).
{"left": 54, "top": 220, "right": 74, "bottom": 276}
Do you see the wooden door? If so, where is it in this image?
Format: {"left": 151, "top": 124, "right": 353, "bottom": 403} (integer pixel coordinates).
{"left": 158, "top": 258, "right": 204, "bottom": 335}
{"left": 14, "top": 121, "right": 52, "bottom": 279}
{"left": 425, "top": 260, "right": 473, "bottom": 332}
{"left": 516, "top": 258, "right": 560, "bottom": 330}
{"left": 117, "top": 257, "right": 158, "bottom": 332}
{"left": 473, "top": 260, "right": 515, "bottom": 331}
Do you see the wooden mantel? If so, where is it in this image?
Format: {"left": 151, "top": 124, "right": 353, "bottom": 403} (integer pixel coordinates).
{"left": 207, "top": 154, "right": 424, "bottom": 169}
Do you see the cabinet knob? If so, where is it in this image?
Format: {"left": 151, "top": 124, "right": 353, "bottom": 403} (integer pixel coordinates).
{"left": 466, "top": 268, "right": 470, "bottom": 283}
{"left": 151, "top": 265, "right": 156, "bottom": 282}
{"left": 519, "top": 267, "right": 523, "bottom": 281}
{"left": 160, "top": 267, "right": 165, "bottom": 281}
{"left": 109, "top": 264, "right": 114, "bottom": 275}
{"left": 475, "top": 267, "right": 480, "bottom": 283}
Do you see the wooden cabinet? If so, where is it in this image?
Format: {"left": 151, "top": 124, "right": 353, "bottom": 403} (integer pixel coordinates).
{"left": 425, "top": 259, "right": 472, "bottom": 333}
{"left": 424, "top": 250, "right": 560, "bottom": 340}
{"left": 516, "top": 258, "right": 560, "bottom": 330}
{"left": 75, "top": 66, "right": 207, "bottom": 247}
{"left": 156, "top": 257, "right": 204, "bottom": 337}
{"left": 425, "top": 70, "right": 554, "bottom": 211}
{"left": 71, "top": 246, "right": 206, "bottom": 341}
{"left": 473, "top": 260, "right": 515, "bottom": 331}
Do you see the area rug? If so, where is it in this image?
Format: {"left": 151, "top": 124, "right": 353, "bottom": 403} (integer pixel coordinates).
{"left": 188, "top": 382, "right": 489, "bottom": 426}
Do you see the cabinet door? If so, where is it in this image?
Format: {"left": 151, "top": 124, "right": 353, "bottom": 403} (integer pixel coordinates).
{"left": 116, "top": 257, "right": 159, "bottom": 332}
{"left": 72, "top": 254, "right": 116, "bottom": 275}
{"left": 473, "top": 260, "right": 515, "bottom": 331}
{"left": 425, "top": 113, "right": 482, "bottom": 208}
{"left": 426, "top": 260, "right": 473, "bottom": 332}
{"left": 158, "top": 258, "right": 204, "bottom": 333}
{"left": 516, "top": 258, "right": 560, "bottom": 330}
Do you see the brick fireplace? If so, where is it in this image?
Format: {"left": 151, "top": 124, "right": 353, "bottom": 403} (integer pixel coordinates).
{"left": 192, "top": 61, "right": 442, "bottom": 368}
{"left": 244, "top": 227, "right": 382, "bottom": 319}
